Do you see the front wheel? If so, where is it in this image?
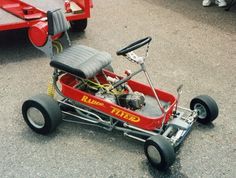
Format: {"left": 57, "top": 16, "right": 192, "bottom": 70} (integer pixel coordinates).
{"left": 190, "top": 95, "right": 219, "bottom": 124}
{"left": 22, "top": 94, "right": 62, "bottom": 134}
{"left": 144, "top": 135, "right": 176, "bottom": 170}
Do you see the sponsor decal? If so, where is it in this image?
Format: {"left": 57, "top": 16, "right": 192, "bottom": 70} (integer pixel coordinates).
{"left": 81, "top": 95, "right": 104, "bottom": 107}
{"left": 110, "top": 106, "right": 140, "bottom": 123}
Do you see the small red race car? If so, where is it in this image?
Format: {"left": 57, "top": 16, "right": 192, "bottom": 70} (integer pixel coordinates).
{"left": 21, "top": 9, "right": 219, "bottom": 171}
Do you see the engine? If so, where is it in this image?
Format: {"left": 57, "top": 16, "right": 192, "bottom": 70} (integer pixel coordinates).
{"left": 117, "top": 91, "right": 145, "bottom": 110}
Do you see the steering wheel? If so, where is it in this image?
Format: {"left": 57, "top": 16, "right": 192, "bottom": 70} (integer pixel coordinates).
{"left": 116, "top": 36, "right": 152, "bottom": 56}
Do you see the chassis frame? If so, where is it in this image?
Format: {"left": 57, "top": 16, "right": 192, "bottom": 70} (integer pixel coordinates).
{"left": 52, "top": 67, "right": 198, "bottom": 148}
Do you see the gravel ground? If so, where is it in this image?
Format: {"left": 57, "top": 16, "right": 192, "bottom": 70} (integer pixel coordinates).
{"left": 0, "top": 0, "right": 236, "bottom": 177}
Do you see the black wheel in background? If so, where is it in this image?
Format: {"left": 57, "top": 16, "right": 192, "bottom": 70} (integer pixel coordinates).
{"left": 70, "top": 19, "right": 87, "bottom": 32}
{"left": 190, "top": 95, "right": 219, "bottom": 124}
{"left": 22, "top": 94, "right": 62, "bottom": 134}
{"left": 144, "top": 135, "right": 176, "bottom": 171}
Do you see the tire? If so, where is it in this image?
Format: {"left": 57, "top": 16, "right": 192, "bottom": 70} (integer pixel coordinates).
{"left": 190, "top": 95, "right": 219, "bottom": 124}
{"left": 70, "top": 19, "right": 87, "bottom": 32}
{"left": 144, "top": 135, "right": 176, "bottom": 170}
{"left": 22, "top": 94, "right": 62, "bottom": 134}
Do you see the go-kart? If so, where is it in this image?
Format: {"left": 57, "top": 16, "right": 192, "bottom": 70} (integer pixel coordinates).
{"left": 21, "top": 9, "right": 219, "bottom": 171}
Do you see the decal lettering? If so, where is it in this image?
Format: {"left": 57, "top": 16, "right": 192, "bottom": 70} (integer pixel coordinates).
{"left": 81, "top": 95, "right": 104, "bottom": 106}
{"left": 110, "top": 106, "right": 140, "bottom": 123}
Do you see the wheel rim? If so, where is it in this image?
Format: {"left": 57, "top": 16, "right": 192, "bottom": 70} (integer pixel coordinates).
{"left": 147, "top": 145, "right": 162, "bottom": 164}
{"left": 27, "top": 107, "right": 45, "bottom": 129}
{"left": 194, "top": 103, "right": 207, "bottom": 119}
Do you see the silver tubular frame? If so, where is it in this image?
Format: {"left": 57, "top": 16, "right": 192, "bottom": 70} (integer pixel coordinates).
{"left": 50, "top": 52, "right": 199, "bottom": 146}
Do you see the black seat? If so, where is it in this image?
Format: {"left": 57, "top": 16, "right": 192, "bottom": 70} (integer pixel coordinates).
{"left": 45, "top": 9, "right": 112, "bottom": 79}
{"left": 50, "top": 45, "right": 112, "bottom": 78}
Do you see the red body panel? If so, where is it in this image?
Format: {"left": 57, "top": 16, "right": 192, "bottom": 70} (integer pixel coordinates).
{"left": 59, "top": 71, "right": 177, "bottom": 131}
{"left": 0, "top": 0, "right": 92, "bottom": 31}
{"left": 1, "top": 0, "right": 45, "bottom": 20}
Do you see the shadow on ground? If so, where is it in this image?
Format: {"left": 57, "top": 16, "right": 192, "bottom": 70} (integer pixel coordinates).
{"left": 0, "top": 29, "right": 85, "bottom": 64}
{"left": 20, "top": 119, "right": 189, "bottom": 178}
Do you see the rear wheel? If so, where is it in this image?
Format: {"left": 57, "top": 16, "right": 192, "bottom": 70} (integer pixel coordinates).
{"left": 22, "top": 94, "right": 62, "bottom": 134}
{"left": 144, "top": 135, "right": 176, "bottom": 170}
{"left": 190, "top": 95, "right": 218, "bottom": 124}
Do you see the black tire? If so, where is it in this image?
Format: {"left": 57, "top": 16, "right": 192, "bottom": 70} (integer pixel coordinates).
{"left": 144, "top": 135, "right": 176, "bottom": 170}
{"left": 70, "top": 19, "right": 87, "bottom": 32}
{"left": 22, "top": 94, "right": 62, "bottom": 134}
{"left": 190, "top": 95, "right": 219, "bottom": 124}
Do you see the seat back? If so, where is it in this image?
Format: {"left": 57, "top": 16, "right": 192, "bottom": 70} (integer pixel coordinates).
{"left": 34, "top": 9, "right": 71, "bottom": 59}
{"left": 47, "top": 9, "right": 70, "bottom": 36}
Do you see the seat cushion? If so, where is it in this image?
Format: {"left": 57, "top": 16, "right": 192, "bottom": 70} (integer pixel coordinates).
{"left": 50, "top": 45, "right": 112, "bottom": 78}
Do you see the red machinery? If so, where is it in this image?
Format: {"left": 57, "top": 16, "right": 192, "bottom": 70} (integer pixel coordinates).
{"left": 0, "top": 0, "right": 92, "bottom": 46}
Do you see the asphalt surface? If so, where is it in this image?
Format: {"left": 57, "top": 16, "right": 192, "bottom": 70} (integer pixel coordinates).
{"left": 0, "top": 0, "right": 236, "bottom": 177}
